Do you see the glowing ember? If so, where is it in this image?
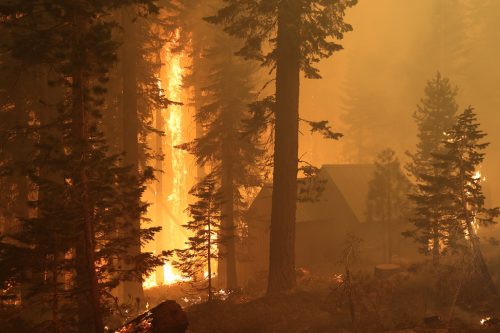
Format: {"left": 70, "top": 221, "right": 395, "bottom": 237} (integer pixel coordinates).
{"left": 481, "top": 317, "right": 491, "bottom": 325}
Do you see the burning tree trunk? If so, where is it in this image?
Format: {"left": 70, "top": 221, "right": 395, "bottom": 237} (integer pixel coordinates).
{"left": 220, "top": 137, "right": 237, "bottom": 290}
{"left": 465, "top": 221, "right": 496, "bottom": 294}
{"left": 460, "top": 168, "right": 496, "bottom": 294}
{"left": 154, "top": 101, "right": 166, "bottom": 286}
{"left": 432, "top": 217, "right": 440, "bottom": 266}
{"left": 435, "top": 107, "right": 497, "bottom": 294}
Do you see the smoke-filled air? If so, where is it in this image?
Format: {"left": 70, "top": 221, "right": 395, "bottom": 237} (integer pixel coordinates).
{"left": 1, "top": 1, "right": 500, "bottom": 332}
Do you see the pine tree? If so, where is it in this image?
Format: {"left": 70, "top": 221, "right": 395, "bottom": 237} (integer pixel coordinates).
{"left": 434, "top": 107, "right": 498, "bottom": 293}
{"left": 178, "top": 28, "right": 265, "bottom": 290}
{"left": 406, "top": 107, "right": 498, "bottom": 293}
{"left": 366, "top": 149, "right": 410, "bottom": 263}
{"left": 207, "top": 0, "right": 356, "bottom": 295}
{"left": 173, "top": 174, "right": 222, "bottom": 301}
{"left": 405, "top": 163, "right": 455, "bottom": 264}
{"left": 0, "top": 1, "right": 166, "bottom": 332}
{"left": 406, "top": 72, "right": 459, "bottom": 264}
{"left": 117, "top": 3, "right": 172, "bottom": 307}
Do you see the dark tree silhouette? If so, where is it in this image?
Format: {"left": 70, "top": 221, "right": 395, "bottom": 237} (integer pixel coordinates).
{"left": 207, "top": 0, "right": 356, "bottom": 295}
{"left": 406, "top": 72, "right": 458, "bottom": 264}
{"left": 435, "top": 107, "right": 498, "bottom": 293}
{"left": 173, "top": 174, "right": 223, "bottom": 301}
{"left": 0, "top": 1, "right": 167, "bottom": 332}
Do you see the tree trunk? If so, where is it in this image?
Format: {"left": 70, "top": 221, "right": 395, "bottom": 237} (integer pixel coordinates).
{"left": 207, "top": 209, "right": 213, "bottom": 301}
{"left": 192, "top": 43, "right": 206, "bottom": 181}
{"left": 120, "top": 6, "right": 145, "bottom": 305}
{"left": 466, "top": 220, "right": 496, "bottom": 294}
{"left": 432, "top": 171, "right": 440, "bottom": 266}
{"left": 12, "top": 76, "right": 29, "bottom": 232}
{"left": 432, "top": 220, "right": 440, "bottom": 266}
{"left": 267, "top": 0, "right": 301, "bottom": 295}
{"left": 71, "top": 9, "right": 104, "bottom": 333}
{"left": 155, "top": 102, "right": 165, "bottom": 286}
{"left": 387, "top": 179, "right": 392, "bottom": 263}
{"left": 220, "top": 137, "right": 238, "bottom": 290}
{"left": 38, "top": 67, "right": 64, "bottom": 332}
{"left": 460, "top": 170, "right": 496, "bottom": 294}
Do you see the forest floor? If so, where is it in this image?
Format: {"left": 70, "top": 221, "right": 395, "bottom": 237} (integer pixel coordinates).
{"left": 145, "top": 259, "right": 500, "bottom": 332}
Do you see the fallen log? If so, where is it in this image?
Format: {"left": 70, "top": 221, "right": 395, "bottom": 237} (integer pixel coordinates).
{"left": 114, "top": 300, "right": 188, "bottom": 333}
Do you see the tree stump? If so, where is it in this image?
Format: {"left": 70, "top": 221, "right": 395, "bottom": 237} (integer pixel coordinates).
{"left": 114, "top": 300, "right": 188, "bottom": 333}
{"left": 152, "top": 301, "right": 188, "bottom": 333}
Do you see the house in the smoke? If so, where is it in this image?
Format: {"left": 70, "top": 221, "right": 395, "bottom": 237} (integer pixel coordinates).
{"left": 237, "top": 164, "right": 417, "bottom": 285}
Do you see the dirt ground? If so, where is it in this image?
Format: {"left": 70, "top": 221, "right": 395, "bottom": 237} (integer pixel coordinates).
{"left": 141, "top": 255, "right": 500, "bottom": 333}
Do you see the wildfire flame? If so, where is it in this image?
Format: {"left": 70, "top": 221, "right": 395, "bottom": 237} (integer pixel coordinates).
{"left": 143, "top": 263, "right": 188, "bottom": 289}
{"left": 429, "top": 168, "right": 487, "bottom": 251}
{"left": 166, "top": 30, "right": 188, "bottom": 241}
{"left": 143, "top": 29, "right": 190, "bottom": 289}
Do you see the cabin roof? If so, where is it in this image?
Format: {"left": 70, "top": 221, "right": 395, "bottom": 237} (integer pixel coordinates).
{"left": 321, "top": 164, "right": 375, "bottom": 224}
{"left": 247, "top": 164, "right": 375, "bottom": 225}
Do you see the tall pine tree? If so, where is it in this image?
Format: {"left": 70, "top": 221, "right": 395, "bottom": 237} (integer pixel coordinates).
{"left": 179, "top": 29, "right": 265, "bottom": 290}
{"left": 435, "top": 107, "right": 498, "bottom": 293}
{"left": 207, "top": 0, "right": 356, "bottom": 295}
{"left": 406, "top": 72, "right": 458, "bottom": 264}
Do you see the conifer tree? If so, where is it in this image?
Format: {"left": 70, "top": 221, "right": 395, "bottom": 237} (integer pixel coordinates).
{"left": 178, "top": 29, "right": 265, "bottom": 290}
{"left": 406, "top": 107, "right": 498, "bottom": 293}
{"left": 405, "top": 162, "right": 455, "bottom": 264}
{"left": 0, "top": 1, "right": 166, "bottom": 332}
{"left": 406, "top": 72, "right": 459, "bottom": 264}
{"left": 117, "top": 2, "right": 173, "bottom": 307}
{"left": 173, "top": 174, "right": 222, "bottom": 301}
{"left": 408, "top": 73, "right": 459, "bottom": 177}
{"left": 207, "top": 0, "right": 356, "bottom": 295}
{"left": 366, "top": 149, "right": 410, "bottom": 263}
{"left": 434, "top": 107, "right": 498, "bottom": 293}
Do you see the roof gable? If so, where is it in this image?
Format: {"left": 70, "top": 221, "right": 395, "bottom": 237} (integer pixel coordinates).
{"left": 321, "top": 164, "right": 375, "bottom": 224}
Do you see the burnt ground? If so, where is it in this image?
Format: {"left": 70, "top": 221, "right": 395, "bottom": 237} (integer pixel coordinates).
{"left": 143, "top": 259, "right": 500, "bottom": 333}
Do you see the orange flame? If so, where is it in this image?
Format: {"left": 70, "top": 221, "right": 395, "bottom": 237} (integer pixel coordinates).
{"left": 143, "top": 29, "right": 190, "bottom": 289}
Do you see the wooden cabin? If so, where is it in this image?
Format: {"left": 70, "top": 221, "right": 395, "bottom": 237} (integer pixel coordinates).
{"left": 236, "top": 164, "right": 417, "bottom": 286}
